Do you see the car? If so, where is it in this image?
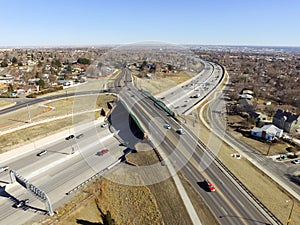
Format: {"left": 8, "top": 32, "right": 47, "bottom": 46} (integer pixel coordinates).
{"left": 76, "top": 134, "right": 84, "bottom": 139}
{"left": 97, "top": 149, "right": 109, "bottom": 156}
{"left": 204, "top": 179, "right": 216, "bottom": 192}
{"left": 164, "top": 124, "right": 171, "bottom": 129}
{"left": 101, "top": 122, "right": 109, "bottom": 128}
{"left": 291, "top": 159, "right": 300, "bottom": 164}
{"left": 37, "top": 150, "right": 47, "bottom": 156}
{"left": 65, "top": 135, "right": 75, "bottom": 140}
{"left": 13, "top": 199, "right": 29, "bottom": 208}
{"left": 0, "top": 166, "right": 9, "bottom": 173}
{"left": 176, "top": 128, "right": 185, "bottom": 135}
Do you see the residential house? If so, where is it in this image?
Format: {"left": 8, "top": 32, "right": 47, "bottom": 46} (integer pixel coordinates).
{"left": 0, "top": 75, "right": 13, "bottom": 84}
{"left": 273, "top": 109, "right": 300, "bottom": 133}
{"left": 251, "top": 124, "right": 283, "bottom": 141}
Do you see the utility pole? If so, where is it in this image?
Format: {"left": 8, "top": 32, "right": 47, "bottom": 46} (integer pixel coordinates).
{"left": 266, "top": 140, "right": 272, "bottom": 156}
{"left": 27, "top": 104, "right": 31, "bottom": 123}
{"left": 287, "top": 199, "right": 295, "bottom": 225}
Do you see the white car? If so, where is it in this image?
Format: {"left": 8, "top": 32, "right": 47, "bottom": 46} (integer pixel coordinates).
{"left": 291, "top": 159, "right": 300, "bottom": 164}
{"left": 164, "top": 124, "right": 171, "bottom": 129}
{"left": 101, "top": 122, "right": 108, "bottom": 128}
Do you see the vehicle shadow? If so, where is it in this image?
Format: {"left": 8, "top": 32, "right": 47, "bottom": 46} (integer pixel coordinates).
{"left": 197, "top": 181, "right": 210, "bottom": 192}
{"left": 285, "top": 173, "right": 300, "bottom": 186}
{"left": 76, "top": 219, "right": 103, "bottom": 225}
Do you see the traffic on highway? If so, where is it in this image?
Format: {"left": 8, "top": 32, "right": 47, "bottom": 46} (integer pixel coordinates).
{"left": 0, "top": 60, "right": 284, "bottom": 225}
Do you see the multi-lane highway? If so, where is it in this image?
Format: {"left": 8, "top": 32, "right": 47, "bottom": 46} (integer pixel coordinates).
{"left": 0, "top": 122, "right": 125, "bottom": 225}
{"left": 117, "top": 66, "right": 278, "bottom": 224}
{"left": 0, "top": 60, "right": 280, "bottom": 225}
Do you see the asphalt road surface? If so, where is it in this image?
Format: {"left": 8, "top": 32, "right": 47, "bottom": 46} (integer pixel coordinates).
{"left": 114, "top": 68, "right": 277, "bottom": 224}
{"left": 0, "top": 123, "right": 125, "bottom": 225}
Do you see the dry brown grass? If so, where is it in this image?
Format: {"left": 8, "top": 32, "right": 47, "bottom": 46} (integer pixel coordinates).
{"left": 0, "top": 101, "right": 15, "bottom": 109}
{"left": 0, "top": 95, "right": 116, "bottom": 153}
{"left": 194, "top": 99, "right": 300, "bottom": 224}
{"left": 96, "top": 178, "right": 164, "bottom": 225}
{"left": 41, "top": 141, "right": 219, "bottom": 225}
{"left": 135, "top": 71, "right": 195, "bottom": 95}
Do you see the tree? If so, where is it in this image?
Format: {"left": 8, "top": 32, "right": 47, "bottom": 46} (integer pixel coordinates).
{"left": 77, "top": 57, "right": 91, "bottom": 65}
{"left": 1, "top": 60, "right": 8, "bottom": 67}
{"left": 102, "top": 211, "right": 115, "bottom": 225}
{"left": 12, "top": 57, "right": 18, "bottom": 64}
{"left": 140, "top": 60, "right": 147, "bottom": 71}
{"left": 52, "top": 59, "right": 61, "bottom": 68}
{"left": 37, "top": 79, "right": 45, "bottom": 89}
{"left": 37, "top": 61, "right": 43, "bottom": 67}
{"left": 7, "top": 84, "right": 13, "bottom": 93}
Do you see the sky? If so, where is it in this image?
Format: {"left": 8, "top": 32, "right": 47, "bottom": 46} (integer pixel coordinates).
{"left": 0, "top": 0, "right": 300, "bottom": 47}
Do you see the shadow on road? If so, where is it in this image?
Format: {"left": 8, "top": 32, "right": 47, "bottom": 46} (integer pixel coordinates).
{"left": 108, "top": 101, "right": 144, "bottom": 149}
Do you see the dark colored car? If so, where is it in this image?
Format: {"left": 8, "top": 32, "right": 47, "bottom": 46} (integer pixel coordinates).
{"left": 37, "top": 150, "right": 47, "bottom": 156}
{"left": 65, "top": 135, "right": 75, "bottom": 140}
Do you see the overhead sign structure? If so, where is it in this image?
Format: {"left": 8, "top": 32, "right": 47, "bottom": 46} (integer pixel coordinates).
{"left": 9, "top": 170, "right": 54, "bottom": 216}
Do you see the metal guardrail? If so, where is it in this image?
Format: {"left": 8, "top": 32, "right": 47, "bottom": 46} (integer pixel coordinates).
{"left": 196, "top": 128, "right": 282, "bottom": 224}
{"left": 66, "top": 159, "right": 121, "bottom": 195}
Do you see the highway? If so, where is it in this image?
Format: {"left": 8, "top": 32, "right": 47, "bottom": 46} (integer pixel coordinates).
{"left": 0, "top": 122, "right": 125, "bottom": 225}
{"left": 0, "top": 61, "right": 279, "bottom": 225}
{"left": 117, "top": 67, "right": 277, "bottom": 224}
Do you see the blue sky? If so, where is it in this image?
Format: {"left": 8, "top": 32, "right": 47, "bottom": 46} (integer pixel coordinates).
{"left": 1, "top": 0, "right": 299, "bottom": 47}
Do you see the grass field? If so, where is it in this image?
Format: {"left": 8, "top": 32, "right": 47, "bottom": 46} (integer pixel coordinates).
{"left": 135, "top": 71, "right": 196, "bottom": 95}
{"left": 0, "top": 94, "right": 116, "bottom": 153}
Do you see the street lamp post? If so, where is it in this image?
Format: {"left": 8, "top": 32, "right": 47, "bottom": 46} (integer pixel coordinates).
{"left": 286, "top": 199, "right": 295, "bottom": 225}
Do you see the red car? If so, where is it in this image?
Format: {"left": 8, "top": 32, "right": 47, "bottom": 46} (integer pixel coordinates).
{"left": 97, "top": 149, "right": 109, "bottom": 156}
{"left": 204, "top": 179, "right": 216, "bottom": 192}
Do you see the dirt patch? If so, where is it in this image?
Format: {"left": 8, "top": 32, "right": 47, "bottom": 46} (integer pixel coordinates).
{"left": 59, "top": 198, "right": 103, "bottom": 225}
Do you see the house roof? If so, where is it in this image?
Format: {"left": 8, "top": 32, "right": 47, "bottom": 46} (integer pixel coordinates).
{"left": 273, "top": 109, "right": 299, "bottom": 123}
{"left": 251, "top": 124, "right": 283, "bottom": 136}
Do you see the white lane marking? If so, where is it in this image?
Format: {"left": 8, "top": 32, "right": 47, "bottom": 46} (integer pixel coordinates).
{"left": 221, "top": 207, "right": 228, "bottom": 215}
{"left": 27, "top": 134, "right": 114, "bottom": 179}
